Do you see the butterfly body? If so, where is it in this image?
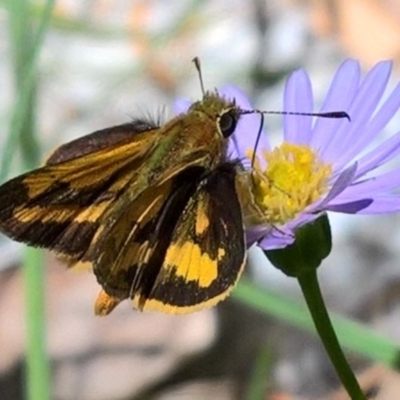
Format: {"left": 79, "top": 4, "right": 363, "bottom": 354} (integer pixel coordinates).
{"left": 0, "top": 92, "right": 247, "bottom": 314}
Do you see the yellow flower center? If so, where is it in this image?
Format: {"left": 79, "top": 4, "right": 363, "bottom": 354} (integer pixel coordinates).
{"left": 248, "top": 143, "right": 332, "bottom": 225}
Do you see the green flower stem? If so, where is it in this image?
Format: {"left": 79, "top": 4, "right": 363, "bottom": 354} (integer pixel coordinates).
{"left": 297, "top": 270, "right": 366, "bottom": 400}
{"left": 23, "top": 248, "right": 50, "bottom": 400}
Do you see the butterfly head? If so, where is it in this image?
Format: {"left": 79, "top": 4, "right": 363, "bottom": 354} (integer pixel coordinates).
{"left": 188, "top": 91, "right": 242, "bottom": 139}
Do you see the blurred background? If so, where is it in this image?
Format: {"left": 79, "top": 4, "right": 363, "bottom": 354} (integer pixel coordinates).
{"left": 1, "top": 1, "right": 400, "bottom": 399}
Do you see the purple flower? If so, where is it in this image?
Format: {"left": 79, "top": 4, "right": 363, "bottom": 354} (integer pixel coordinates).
{"left": 176, "top": 60, "right": 400, "bottom": 250}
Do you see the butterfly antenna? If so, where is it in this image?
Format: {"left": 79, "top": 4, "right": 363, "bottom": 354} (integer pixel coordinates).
{"left": 242, "top": 109, "right": 351, "bottom": 121}
{"left": 251, "top": 113, "right": 265, "bottom": 167}
{"left": 244, "top": 109, "right": 350, "bottom": 168}
{"left": 192, "top": 57, "right": 206, "bottom": 96}
{"left": 247, "top": 109, "right": 350, "bottom": 213}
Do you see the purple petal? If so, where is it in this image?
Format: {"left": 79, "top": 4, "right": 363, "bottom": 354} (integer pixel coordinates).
{"left": 315, "top": 163, "right": 358, "bottom": 209}
{"left": 245, "top": 224, "right": 272, "bottom": 247}
{"left": 337, "top": 168, "right": 400, "bottom": 198}
{"left": 332, "top": 195, "right": 400, "bottom": 214}
{"left": 312, "top": 60, "right": 361, "bottom": 155}
{"left": 326, "top": 199, "right": 373, "bottom": 213}
{"left": 257, "top": 211, "right": 328, "bottom": 251}
{"left": 219, "top": 85, "right": 254, "bottom": 109}
{"left": 328, "top": 61, "right": 392, "bottom": 168}
{"left": 354, "top": 129, "right": 400, "bottom": 178}
{"left": 257, "top": 228, "right": 295, "bottom": 250}
{"left": 359, "top": 80, "right": 400, "bottom": 146}
{"left": 283, "top": 69, "right": 313, "bottom": 144}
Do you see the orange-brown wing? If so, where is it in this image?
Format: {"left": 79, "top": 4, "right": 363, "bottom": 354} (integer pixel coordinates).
{"left": 91, "top": 166, "right": 206, "bottom": 303}
{"left": 0, "top": 121, "right": 160, "bottom": 264}
{"left": 135, "top": 163, "right": 246, "bottom": 314}
{"left": 91, "top": 163, "right": 245, "bottom": 315}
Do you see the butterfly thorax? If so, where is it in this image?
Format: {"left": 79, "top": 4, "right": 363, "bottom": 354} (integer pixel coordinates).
{"left": 149, "top": 92, "right": 241, "bottom": 180}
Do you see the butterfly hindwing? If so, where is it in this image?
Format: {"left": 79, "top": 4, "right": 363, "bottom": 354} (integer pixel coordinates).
{"left": 91, "top": 163, "right": 245, "bottom": 315}
{"left": 131, "top": 162, "right": 246, "bottom": 314}
{"left": 91, "top": 166, "right": 207, "bottom": 301}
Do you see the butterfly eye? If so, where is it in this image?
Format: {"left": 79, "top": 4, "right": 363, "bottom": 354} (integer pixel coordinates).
{"left": 218, "top": 111, "right": 238, "bottom": 138}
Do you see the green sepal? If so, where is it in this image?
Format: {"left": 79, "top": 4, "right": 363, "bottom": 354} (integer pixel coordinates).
{"left": 265, "top": 214, "right": 332, "bottom": 277}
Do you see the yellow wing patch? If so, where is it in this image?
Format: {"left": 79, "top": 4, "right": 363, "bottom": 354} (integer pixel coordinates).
{"left": 195, "top": 204, "right": 210, "bottom": 235}
{"left": 164, "top": 242, "right": 226, "bottom": 287}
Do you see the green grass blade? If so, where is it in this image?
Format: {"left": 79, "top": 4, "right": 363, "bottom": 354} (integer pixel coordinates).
{"left": 244, "top": 344, "right": 272, "bottom": 400}
{"left": 2, "top": 0, "right": 56, "bottom": 178}
{"left": 23, "top": 248, "right": 48, "bottom": 400}
{"left": 5, "top": 1, "right": 56, "bottom": 400}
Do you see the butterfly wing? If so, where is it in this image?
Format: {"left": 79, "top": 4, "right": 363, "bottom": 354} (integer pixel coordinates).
{"left": 92, "top": 162, "right": 245, "bottom": 315}
{"left": 135, "top": 162, "right": 246, "bottom": 314}
{"left": 46, "top": 120, "right": 158, "bottom": 165}
{"left": 0, "top": 121, "right": 161, "bottom": 264}
{"left": 91, "top": 166, "right": 206, "bottom": 307}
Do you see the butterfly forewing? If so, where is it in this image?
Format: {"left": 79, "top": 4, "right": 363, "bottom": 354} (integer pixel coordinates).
{"left": 0, "top": 124, "right": 161, "bottom": 259}
{"left": 47, "top": 120, "right": 159, "bottom": 165}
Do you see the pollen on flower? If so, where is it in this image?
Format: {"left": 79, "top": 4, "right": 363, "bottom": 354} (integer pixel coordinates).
{"left": 248, "top": 143, "right": 332, "bottom": 224}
